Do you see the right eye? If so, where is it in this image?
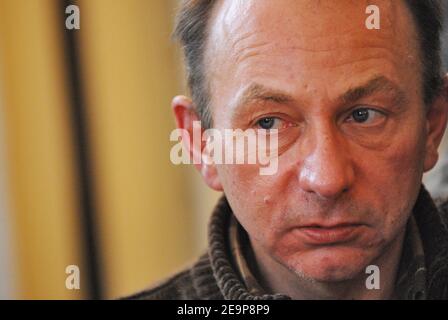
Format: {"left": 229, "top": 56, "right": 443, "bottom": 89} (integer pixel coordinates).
{"left": 257, "top": 117, "right": 277, "bottom": 129}
{"left": 256, "top": 117, "right": 290, "bottom": 130}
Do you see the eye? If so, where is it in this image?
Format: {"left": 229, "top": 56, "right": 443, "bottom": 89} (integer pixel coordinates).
{"left": 256, "top": 117, "right": 283, "bottom": 130}
{"left": 346, "top": 108, "right": 385, "bottom": 125}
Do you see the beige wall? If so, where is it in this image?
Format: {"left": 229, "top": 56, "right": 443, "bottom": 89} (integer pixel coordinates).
{"left": 77, "top": 0, "right": 204, "bottom": 298}
{"left": 0, "top": 0, "right": 84, "bottom": 299}
{"left": 0, "top": 0, "right": 220, "bottom": 299}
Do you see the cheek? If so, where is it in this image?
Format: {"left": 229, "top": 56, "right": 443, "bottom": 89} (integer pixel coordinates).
{"left": 216, "top": 163, "right": 290, "bottom": 243}
{"left": 357, "top": 127, "right": 426, "bottom": 235}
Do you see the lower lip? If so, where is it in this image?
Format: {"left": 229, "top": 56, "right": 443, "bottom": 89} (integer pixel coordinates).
{"left": 296, "top": 225, "right": 363, "bottom": 245}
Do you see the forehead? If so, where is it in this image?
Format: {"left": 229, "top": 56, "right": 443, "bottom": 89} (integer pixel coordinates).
{"left": 204, "top": 0, "right": 421, "bottom": 119}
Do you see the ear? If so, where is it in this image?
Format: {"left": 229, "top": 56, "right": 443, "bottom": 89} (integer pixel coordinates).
{"left": 423, "top": 75, "right": 448, "bottom": 172}
{"left": 171, "top": 96, "right": 223, "bottom": 191}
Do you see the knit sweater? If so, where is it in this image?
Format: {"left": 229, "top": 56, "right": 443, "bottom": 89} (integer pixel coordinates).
{"left": 126, "top": 185, "right": 448, "bottom": 300}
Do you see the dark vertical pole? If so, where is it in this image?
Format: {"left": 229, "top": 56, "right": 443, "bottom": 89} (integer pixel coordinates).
{"left": 59, "top": 0, "right": 103, "bottom": 299}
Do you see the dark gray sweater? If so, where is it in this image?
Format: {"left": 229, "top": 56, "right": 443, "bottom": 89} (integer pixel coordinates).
{"left": 126, "top": 185, "right": 448, "bottom": 300}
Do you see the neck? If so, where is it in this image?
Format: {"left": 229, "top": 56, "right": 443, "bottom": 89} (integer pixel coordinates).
{"left": 250, "top": 228, "right": 406, "bottom": 300}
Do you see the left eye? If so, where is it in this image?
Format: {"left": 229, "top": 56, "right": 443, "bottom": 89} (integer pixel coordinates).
{"left": 347, "top": 108, "right": 384, "bottom": 125}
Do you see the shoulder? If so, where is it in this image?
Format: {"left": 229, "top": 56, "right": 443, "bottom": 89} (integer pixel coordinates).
{"left": 121, "top": 253, "right": 222, "bottom": 300}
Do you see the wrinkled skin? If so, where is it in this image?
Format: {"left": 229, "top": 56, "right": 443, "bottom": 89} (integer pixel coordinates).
{"left": 173, "top": 0, "right": 448, "bottom": 299}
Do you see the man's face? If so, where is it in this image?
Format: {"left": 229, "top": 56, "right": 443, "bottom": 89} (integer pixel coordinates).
{"left": 203, "top": 0, "right": 434, "bottom": 281}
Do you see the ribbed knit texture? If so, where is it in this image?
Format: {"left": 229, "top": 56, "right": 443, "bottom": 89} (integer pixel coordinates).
{"left": 206, "top": 196, "right": 290, "bottom": 300}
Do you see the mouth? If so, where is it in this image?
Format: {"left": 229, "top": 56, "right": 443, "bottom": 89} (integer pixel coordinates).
{"left": 295, "top": 223, "right": 366, "bottom": 245}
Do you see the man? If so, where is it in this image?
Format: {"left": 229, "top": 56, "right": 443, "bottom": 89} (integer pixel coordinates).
{"left": 129, "top": 0, "right": 448, "bottom": 299}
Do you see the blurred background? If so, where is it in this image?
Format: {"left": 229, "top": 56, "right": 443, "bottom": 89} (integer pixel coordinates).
{"left": 0, "top": 0, "right": 446, "bottom": 299}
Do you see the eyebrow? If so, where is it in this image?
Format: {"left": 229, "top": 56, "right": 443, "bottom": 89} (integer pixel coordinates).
{"left": 231, "top": 76, "right": 407, "bottom": 122}
{"left": 230, "top": 83, "right": 295, "bottom": 123}
{"left": 340, "top": 76, "right": 407, "bottom": 107}
{"left": 237, "top": 83, "right": 294, "bottom": 107}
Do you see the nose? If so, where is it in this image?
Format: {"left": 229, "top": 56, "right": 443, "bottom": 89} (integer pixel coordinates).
{"left": 298, "top": 125, "right": 355, "bottom": 200}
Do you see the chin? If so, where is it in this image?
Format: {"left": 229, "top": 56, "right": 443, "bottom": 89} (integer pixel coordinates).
{"left": 285, "top": 247, "right": 372, "bottom": 282}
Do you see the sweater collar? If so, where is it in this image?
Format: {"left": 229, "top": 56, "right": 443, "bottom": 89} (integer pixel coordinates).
{"left": 207, "top": 195, "right": 290, "bottom": 300}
